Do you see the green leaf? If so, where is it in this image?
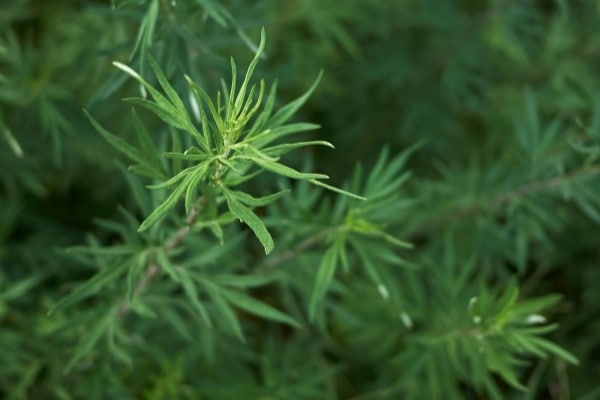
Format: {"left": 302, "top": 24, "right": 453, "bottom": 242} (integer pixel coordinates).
{"left": 200, "top": 280, "right": 244, "bottom": 340}
{"left": 250, "top": 123, "right": 321, "bottom": 148}
{"left": 263, "top": 140, "right": 334, "bottom": 157}
{"left": 491, "top": 279, "right": 519, "bottom": 326}
{"left": 221, "top": 288, "right": 300, "bottom": 328}
{"left": 231, "top": 189, "right": 290, "bottom": 207}
{"left": 2, "top": 126, "right": 23, "bottom": 158}
{"left": 156, "top": 250, "right": 181, "bottom": 283}
{"left": 0, "top": 275, "right": 42, "bottom": 302}
{"left": 233, "top": 28, "right": 266, "bottom": 114}
{"left": 130, "top": 0, "right": 158, "bottom": 61}
{"left": 193, "top": 0, "right": 227, "bottom": 26}
{"left": 146, "top": 166, "right": 194, "bottom": 190}
{"left": 249, "top": 80, "right": 278, "bottom": 134}
{"left": 138, "top": 177, "right": 189, "bottom": 232}
{"left": 223, "top": 187, "right": 274, "bottom": 254}
{"left": 529, "top": 337, "right": 579, "bottom": 365}
{"left": 252, "top": 157, "right": 328, "bottom": 180}
{"left": 131, "top": 109, "right": 165, "bottom": 176}
{"left": 309, "top": 179, "right": 367, "bottom": 200}
{"left": 184, "top": 163, "right": 210, "bottom": 213}
{"left": 211, "top": 274, "right": 274, "bottom": 288}
{"left": 113, "top": 61, "right": 169, "bottom": 107}
{"left": 124, "top": 97, "right": 187, "bottom": 131}
{"left": 49, "top": 261, "right": 130, "bottom": 315}
{"left": 84, "top": 110, "right": 142, "bottom": 164}
{"left": 65, "top": 309, "right": 114, "bottom": 373}
{"left": 309, "top": 244, "right": 340, "bottom": 321}
{"left": 179, "top": 270, "right": 211, "bottom": 326}
{"left": 148, "top": 56, "right": 186, "bottom": 113}
{"left": 268, "top": 70, "right": 323, "bottom": 127}
{"left": 125, "top": 254, "right": 147, "bottom": 302}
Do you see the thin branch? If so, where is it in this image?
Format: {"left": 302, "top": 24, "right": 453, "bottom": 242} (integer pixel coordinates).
{"left": 257, "top": 230, "right": 328, "bottom": 273}
{"left": 408, "top": 165, "right": 600, "bottom": 238}
{"left": 117, "top": 197, "right": 205, "bottom": 318}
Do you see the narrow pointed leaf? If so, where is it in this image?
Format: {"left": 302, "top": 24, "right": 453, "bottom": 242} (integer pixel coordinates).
{"left": 309, "top": 245, "right": 339, "bottom": 321}
{"left": 49, "top": 261, "right": 129, "bottom": 315}
{"left": 138, "top": 179, "right": 188, "bottom": 232}
{"left": 223, "top": 188, "right": 274, "bottom": 254}
{"left": 221, "top": 288, "right": 300, "bottom": 328}
{"left": 201, "top": 280, "right": 244, "bottom": 340}
{"left": 179, "top": 271, "right": 211, "bottom": 326}
{"left": 309, "top": 179, "right": 366, "bottom": 200}
{"left": 268, "top": 70, "right": 323, "bottom": 127}
{"left": 232, "top": 189, "right": 290, "bottom": 207}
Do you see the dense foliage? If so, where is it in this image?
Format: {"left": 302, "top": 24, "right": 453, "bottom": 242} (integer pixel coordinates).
{"left": 2, "top": 0, "right": 600, "bottom": 398}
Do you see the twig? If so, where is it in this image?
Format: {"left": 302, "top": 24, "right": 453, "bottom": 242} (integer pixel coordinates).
{"left": 408, "top": 165, "right": 600, "bottom": 238}
{"left": 116, "top": 197, "right": 205, "bottom": 318}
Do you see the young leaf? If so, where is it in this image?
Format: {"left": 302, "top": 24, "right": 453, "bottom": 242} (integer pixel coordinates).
{"left": 231, "top": 189, "right": 290, "bottom": 207}
{"left": 252, "top": 157, "right": 328, "bottom": 180}
{"left": 222, "top": 188, "right": 274, "bottom": 254}
{"left": 309, "top": 179, "right": 367, "bottom": 200}
{"left": 138, "top": 176, "right": 189, "bottom": 232}
{"left": 267, "top": 70, "right": 323, "bottom": 127}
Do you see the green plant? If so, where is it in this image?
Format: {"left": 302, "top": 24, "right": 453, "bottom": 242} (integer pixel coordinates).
{"left": 2, "top": 1, "right": 600, "bottom": 399}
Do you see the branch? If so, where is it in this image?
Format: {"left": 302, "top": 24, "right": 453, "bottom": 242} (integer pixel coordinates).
{"left": 116, "top": 197, "right": 205, "bottom": 318}
{"left": 408, "top": 165, "right": 600, "bottom": 238}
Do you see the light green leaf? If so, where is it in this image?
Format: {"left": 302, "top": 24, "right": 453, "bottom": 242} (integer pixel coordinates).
{"left": 268, "top": 70, "right": 323, "bottom": 127}
{"left": 231, "top": 189, "right": 290, "bottom": 207}
{"left": 223, "top": 188, "right": 274, "bottom": 254}
{"left": 250, "top": 123, "right": 320, "bottom": 148}
{"left": 249, "top": 80, "right": 278, "bottom": 134}
{"left": 253, "top": 158, "right": 328, "bottom": 180}
{"left": 146, "top": 167, "right": 194, "bottom": 189}
{"left": 234, "top": 28, "right": 266, "bottom": 113}
{"left": 113, "top": 61, "right": 168, "bottom": 106}
{"left": 184, "top": 163, "right": 210, "bottom": 213}
{"left": 263, "top": 140, "right": 334, "bottom": 157}
{"left": 309, "top": 179, "right": 367, "bottom": 200}
{"left": 2, "top": 126, "right": 23, "bottom": 158}
{"left": 124, "top": 97, "right": 187, "bottom": 131}
{"left": 138, "top": 177, "right": 189, "bottom": 232}
{"left": 148, "top": 56, "right": 186, "bottom": 113}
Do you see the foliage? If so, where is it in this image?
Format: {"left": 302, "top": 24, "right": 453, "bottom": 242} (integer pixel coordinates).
{"left": 1, "top": 0, "right": 600, "bottom": 398}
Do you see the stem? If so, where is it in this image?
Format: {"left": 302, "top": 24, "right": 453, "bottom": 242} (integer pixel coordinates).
{"left": 116, "top": 197, "right": 205, "bottom": 318}
{"left": 408, "top": 165, "right": 600, "bottom": 238}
